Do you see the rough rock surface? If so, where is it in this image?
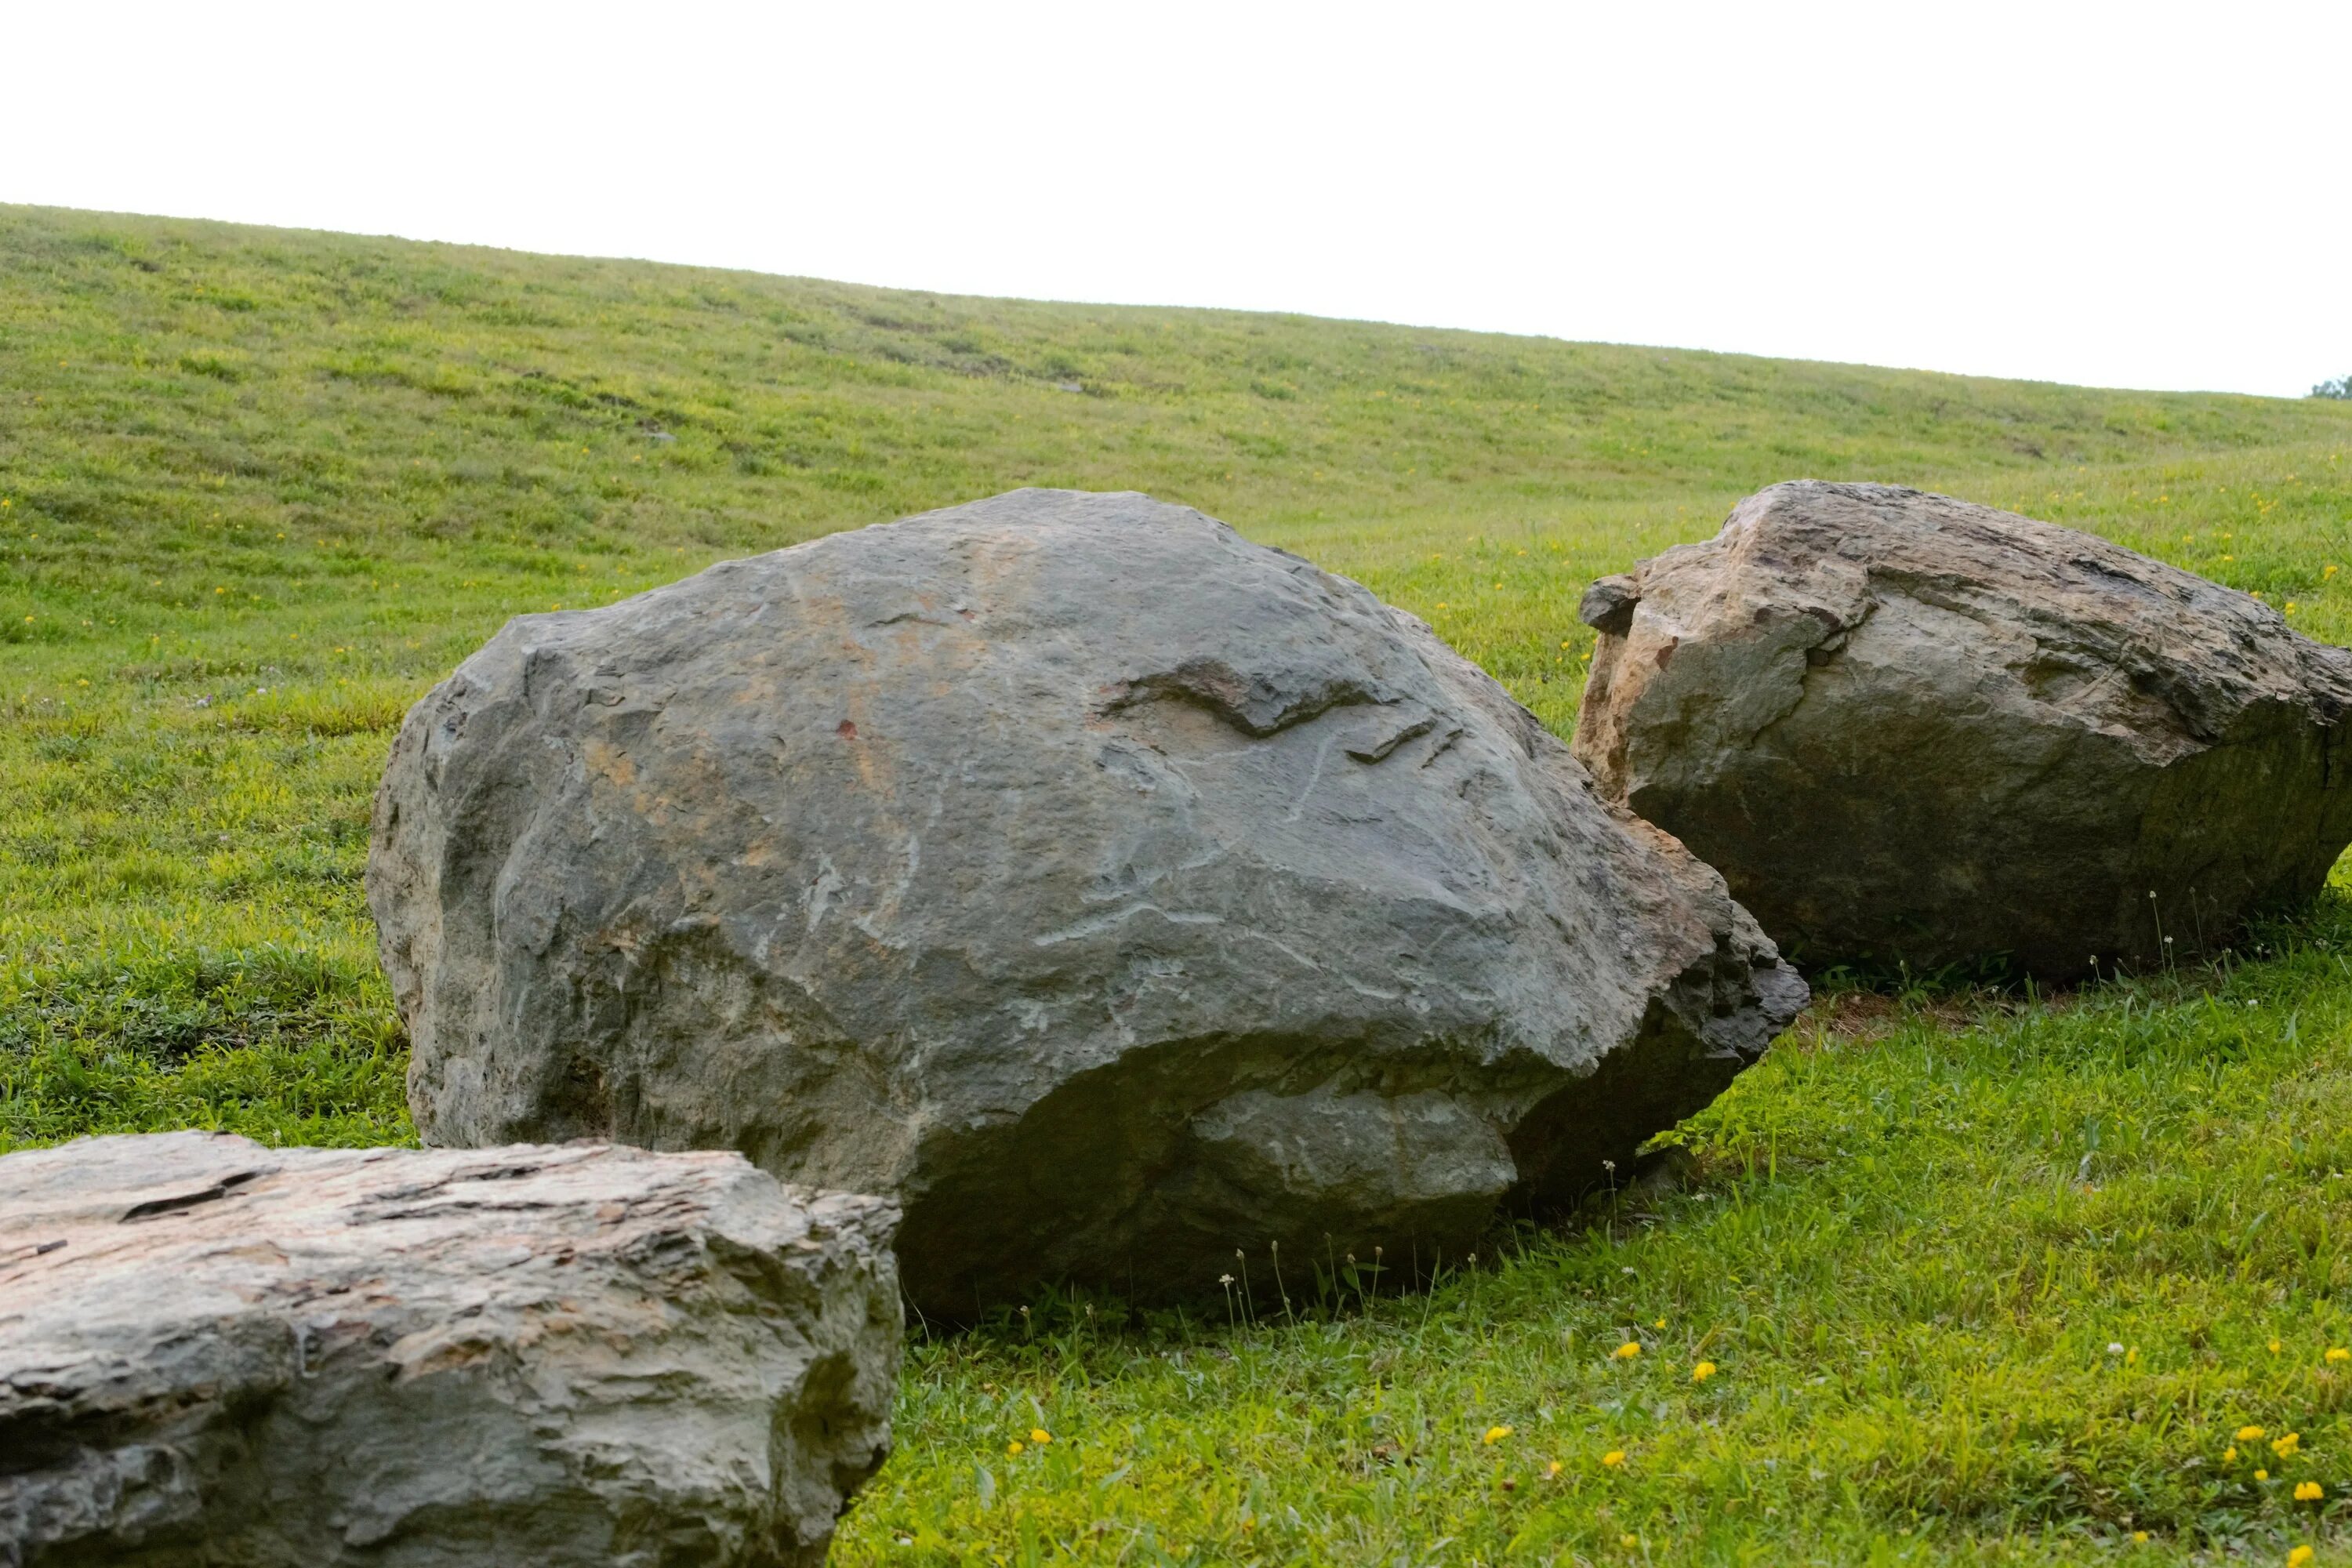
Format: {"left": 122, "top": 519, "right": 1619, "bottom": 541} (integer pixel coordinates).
{"left": 369, "top": 488, "right": 1806, "bottom": 1316}
{"left": 1573, "top": 481, "right": 2352, "bottom": 977}
{"left": 0, "top": 1132, "right": 898, "bottom": 1568}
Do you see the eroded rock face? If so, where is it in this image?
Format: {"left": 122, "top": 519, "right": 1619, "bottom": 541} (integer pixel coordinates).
{"left": 369, "top": 488, "right": 1805, "bottom": 1316}
{"left": 1573, "top": 481, "right": 2352, "bottom": 978}
{"left": 0, "top": 1132, "right": 898, "bottom": 1568}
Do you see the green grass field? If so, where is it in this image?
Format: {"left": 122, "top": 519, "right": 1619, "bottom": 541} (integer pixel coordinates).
{"left": 7, "top": 203, "right": 2352, "bottom": 1564}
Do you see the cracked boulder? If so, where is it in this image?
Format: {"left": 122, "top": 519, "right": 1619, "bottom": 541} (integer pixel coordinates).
{"left": 0, "top": 1132, "right": 899, "bottom": 1568}
{"left": 1573, "top": 481, "right": 2352, "bottom": 978}
{"left": 370, "top": 488, "right": 1806, "bottom": 1316}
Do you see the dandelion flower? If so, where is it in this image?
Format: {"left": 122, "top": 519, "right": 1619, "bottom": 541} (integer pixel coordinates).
{"left": 2256, "top": 1468, "right": 2270, "bottom": 1481}
{"left": 1601, "top": 1449, "right": 1626, "bottom": 1468}
{"left": 1653, "top": 1318, "right": 1666, "bottom": 1329}
{"left": 1029, "top": 1428, "right": 1052, "bottom": 1445}
{"left": 2133, "top": 1531, "right": 2149, "bottom": 1543}
{"left": 2240, "top": 1426, "right": 2268, "bottom": 1443}
{"left": 1005, "top": 1440, "right": 1023, "bottom": 1455}
{"left": 1692, "top": 1360, "right": 1718, "bottom": 1382}
{"left": 2289, "top": 1547, "right": 2314, "bottom": 1568}
{"left": 1483, "top": 1425, "right": 1514, "bottom": 1444}
{"left": 2273, "top": 1432, "right": 2300, "bottom": 1458}
{"left": 2328, "top": 1348, "right": 2349, "bottom": 1364}
{"left": 1544, "top": 1461, "right": 1563, "bottom": 1479}
{"left": 1612, "top": 1341, "right": 1642, "bottom": 1360}
{"left": 2272, "top": 1339, "right": 2285, "bottom": 1355}
{"left": 2226, "top": 1447, "right": 2240, "bottom": 1463}
{"left": 2297, "top": 1481, "right": 2325, "bottom": 1501}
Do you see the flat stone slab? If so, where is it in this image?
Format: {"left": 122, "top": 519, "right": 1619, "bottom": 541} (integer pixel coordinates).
{"left": 0, "top": 1132, "right": 900, "bottom": 1567}
{"left": 1573, "top": 481, "right": 2352, "bottom": 976}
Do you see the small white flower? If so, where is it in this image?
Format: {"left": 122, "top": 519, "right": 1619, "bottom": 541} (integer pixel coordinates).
{"left": 2107, "top": 1343, "right": 2125, "bottom": 1355}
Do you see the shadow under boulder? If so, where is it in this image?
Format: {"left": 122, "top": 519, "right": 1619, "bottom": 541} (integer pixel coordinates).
{"left": 369, "top": 488, "right": 1806, "bottom": 1318}
{"left": 1573, "top": 480, "right": 2352, "bottom": 979}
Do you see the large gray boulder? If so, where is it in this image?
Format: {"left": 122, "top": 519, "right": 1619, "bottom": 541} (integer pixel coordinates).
{"left": 369, "top": 488, "right": 1806, "bottom": 1316}
{"left": 1573, "top": 481, "right": 2352, "bottom": 978}
{"left": 0, "top": 1133, "right": 898, "bottom": 1568}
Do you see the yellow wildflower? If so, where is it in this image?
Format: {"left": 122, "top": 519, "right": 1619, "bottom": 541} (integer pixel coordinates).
{"left": 2272, "top": 1339, "right": 2285, "bottom": 1355}
{"left": 1005, "top": 1439, "right": 1023, "bottom": 1455}
{"left": 1601, "top": 1449, "right": 1626, "bottom": 1468}
{"left": 2297, "top": 1480, "right": 2325, "bottom": 1501}
{"left": 1483, "top": 1425, "right": 1514, "bottom": 1445}
{"left": 2226, "top": 1446, "right": 2240, "bottom": 1463}
{"left": 1653, "top": 1318, "right": 1666, "bottom": 1329}
{"left": 2133, "top": 1531, "right": 2149, "bottom": 1543}
{"left": 2288, "top": 1547, "right": 2313, "bottom": 1568}
{"left": 1692, "top": 1360, "right": 1718, "bottom": 1382}
{"left": 2273, "top": 1432, "right": 2300, "bottom": 1458}
{"left": 1612, "top": 1342, "right": 1642, "bottom": 1360}
{"left": 2257, "top": 1468, "right": 2270, "bottom": 1481}
{"left": 1029, "top": 1428, "right": 1052, "bottom": 1445}
{"left": 2240, "top": 1425, "right": 2267, "bottom": 1443}
{"left": 2328, "top": 1348, "right": 2349, "bottom": 1364}
{"left": 1543, "top": 1460, "right": 1563, "bottom": 1479}
{"left": 1620, "top": 1534, "right": 1639, "bottom": 1548}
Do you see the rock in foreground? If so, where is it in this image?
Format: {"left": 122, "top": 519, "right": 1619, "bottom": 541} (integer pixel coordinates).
{"left": 1573, "top": 481, "right": 2352, "bottom": 977}
{"left": 371, "top": 488, "right": 1806, "bottom": 1316}
{"left": 0, "top": 1132, "right": 898, "bottom": 1568}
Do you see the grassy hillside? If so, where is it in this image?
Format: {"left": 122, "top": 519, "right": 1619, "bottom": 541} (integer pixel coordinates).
{"left": 6, "top": 203, "right": 2352, "bottom": 1563}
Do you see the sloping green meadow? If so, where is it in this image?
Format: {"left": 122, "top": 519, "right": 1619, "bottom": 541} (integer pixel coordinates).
{"left": 6, "top": 204, "right": 2352, "bottom": 1563}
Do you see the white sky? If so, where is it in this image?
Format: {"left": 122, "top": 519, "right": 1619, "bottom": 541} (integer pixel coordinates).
{"left": 8, "top": 0, "right": 2348, "bottom": 397}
